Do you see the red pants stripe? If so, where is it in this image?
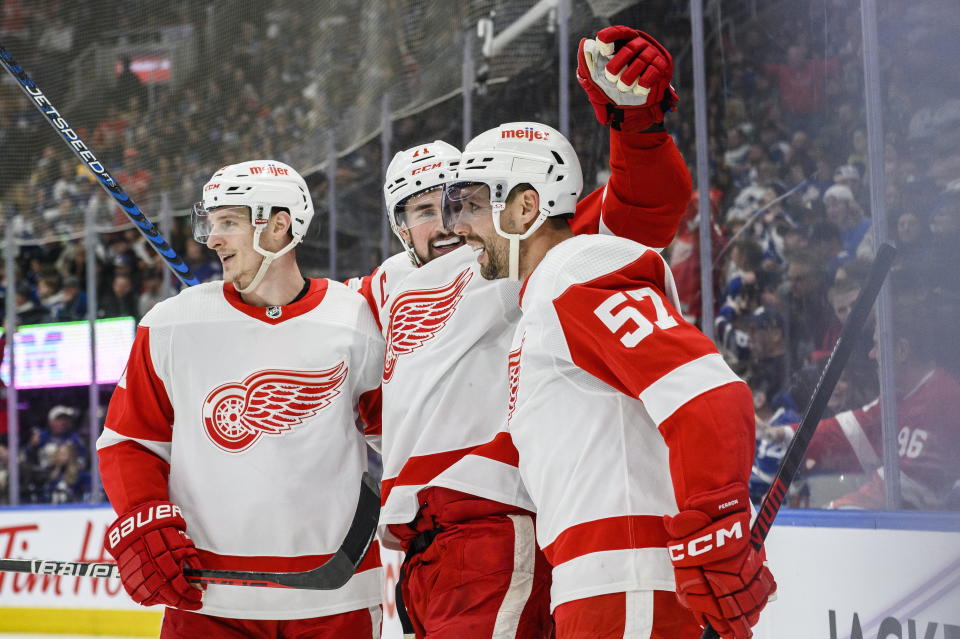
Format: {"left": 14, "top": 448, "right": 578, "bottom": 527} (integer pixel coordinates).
{"left": 160, "top": 605, "right": 382, "bottom": 638}
{"left": 401, "top": 514, "right": 553, "bottom": 638}
{"left": 554, "top": 591, "right": 700, "bottom": 639}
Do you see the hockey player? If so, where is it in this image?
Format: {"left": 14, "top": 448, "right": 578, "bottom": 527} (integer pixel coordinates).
{"left": 366, "top": 27, "right": 693, "bottom": 638}
{"left": 97, "top": 161, "right": 385, "bottom": 638}
{"left": 441, "top": 51, "right": 776, "bottom": 639}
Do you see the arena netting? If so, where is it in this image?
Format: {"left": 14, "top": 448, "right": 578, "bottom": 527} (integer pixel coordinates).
{"left": 0, "top": 0, "right": 648, "bottom": 275}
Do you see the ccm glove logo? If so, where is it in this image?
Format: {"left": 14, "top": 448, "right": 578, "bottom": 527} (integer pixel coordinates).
{"left": 107, "top": 503, "right": 184, "bottom": 549}
{"left": 668, "top": 519, "right": 744, "bottom": 562}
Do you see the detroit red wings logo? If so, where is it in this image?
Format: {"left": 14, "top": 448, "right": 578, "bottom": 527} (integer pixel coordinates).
{"left": 383, "top": 268, "right": 473, "bottom": 382}
{"left": 507, "top": 337, "right": 524, "bottom": 423}
{"left": 202, "top": 365, "right": 348, "bottom": 453}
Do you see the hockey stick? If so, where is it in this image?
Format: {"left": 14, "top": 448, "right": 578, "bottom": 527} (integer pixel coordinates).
{"left": 0, "top": 44, "right": 200, "bottom": 287}
{"left": 0, "top": 471, "right": 380, "bottom": 589}
{"left": 700, "top": 242, "right": 896, "bottom": 639}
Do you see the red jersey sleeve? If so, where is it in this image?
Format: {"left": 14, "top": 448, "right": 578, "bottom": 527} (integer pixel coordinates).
{"left": 802, "top": 400, "right": 882, "bottom": 474}
{"left": 552, "top": 250, "right": 754, "bottom": 505}
{"left": 344, "top": 267, "right": 384, "bottom": 331}
{"left": 569, "top": 130, "right": 691, "bottom": 249}
{"left": 98, "top": 326, "right": 174, "bottom": 513}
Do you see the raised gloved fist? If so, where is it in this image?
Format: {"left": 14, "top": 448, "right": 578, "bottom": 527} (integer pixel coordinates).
{"left": 105, "top": 500, "right": 203, "bottom": 610}
{"left": 663, "top": 484, "right": 776, "bottom": 639}
{"left": 577, "top": 26, "right": 678, "bottom": 132}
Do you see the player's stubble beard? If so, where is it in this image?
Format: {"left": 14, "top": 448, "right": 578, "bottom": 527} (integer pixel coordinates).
{"left": 464, "top": 232, "right": 509, "bottom": 280}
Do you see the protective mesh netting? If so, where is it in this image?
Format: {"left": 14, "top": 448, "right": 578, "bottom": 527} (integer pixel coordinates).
{"left": 0, "top": 0, "right": 634, "bottom": 270}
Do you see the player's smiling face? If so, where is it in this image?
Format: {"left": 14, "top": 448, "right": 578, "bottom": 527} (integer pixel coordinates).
{"left": 204, "top": 206, "right": 260, "bottom": 286}
{"left": 447, "top": 184, "right": 511, "bottom": 280}
{"left": 398, "top": 189, "right": 464, "bottom": 264}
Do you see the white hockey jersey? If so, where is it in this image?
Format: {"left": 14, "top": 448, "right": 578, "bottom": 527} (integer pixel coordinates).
{"left": 493, "top": 234, "right": 754, "bottom": 610}
{"left": 370, "top": 131, "right": 696, "bottom": 547}
{"left": 345, "top": 251, "right": 417, "bottom": 336}
{"left": 97, "top": 279, "right": 385, "bottom": 620}
{"left": 377, "top": 246, "right": 535, "bottom": 541}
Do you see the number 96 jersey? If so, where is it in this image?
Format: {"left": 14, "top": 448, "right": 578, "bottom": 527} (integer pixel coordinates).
{"left": 506, "top": 234, "right": 753, "bottom": 610}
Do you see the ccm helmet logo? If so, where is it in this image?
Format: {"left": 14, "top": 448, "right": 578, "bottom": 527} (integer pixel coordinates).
{"left": 410, "top": 162, "right": 442, "bottom": 175}
{"left": 107, "top": 504, "right": 182, "bottom": 549}
{"left": 668, "top": 521, "right": 743, "bottom": 561}
{"left": 204, "top": 183, "right": 220, "bottom": 191}
{"left": 501, "top": 126, "right": 550, "bottom": 141}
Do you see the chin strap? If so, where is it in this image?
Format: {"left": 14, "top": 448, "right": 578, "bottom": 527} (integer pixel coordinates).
{"left": 235, "top": 226, "right": 299, "bottom": 294}
{"left": 493, "top": 208, "right": 548, "bottom": 281}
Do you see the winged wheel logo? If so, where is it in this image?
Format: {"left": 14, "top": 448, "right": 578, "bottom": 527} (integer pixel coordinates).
{"left": 507, "top": 337, "right": 524, "bottom": 423}
{"left": 383, "top": 268, "right": 473, "bottom": 382}
{"left": 202, "top": 365, "right": 348, "bottom": 453}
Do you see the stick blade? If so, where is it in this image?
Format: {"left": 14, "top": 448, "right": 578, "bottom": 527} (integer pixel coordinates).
{"left": 184, "top": 472, "right": 380, "bottom": 590}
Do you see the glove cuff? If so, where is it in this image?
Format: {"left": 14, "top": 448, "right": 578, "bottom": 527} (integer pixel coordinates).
{"left": 105, "top": 500, "right": 187, "bottom": 558}
{"left": 682, "top": 483, "right": 751, "bottom": 519}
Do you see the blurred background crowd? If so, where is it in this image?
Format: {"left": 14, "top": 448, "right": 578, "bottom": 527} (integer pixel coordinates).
{"left": 0, "top": 0, "right": 957, "bottom": 510}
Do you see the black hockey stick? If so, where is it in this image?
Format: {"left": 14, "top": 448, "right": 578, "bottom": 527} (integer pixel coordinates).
{"left": 0, "top": 43, "right": 200, "bottom": 287}
{"left": 701, "top": 242, "right": 896, "bottom": 639}
{"left": 0, "top": 472, "right": 380, "bottom": 589}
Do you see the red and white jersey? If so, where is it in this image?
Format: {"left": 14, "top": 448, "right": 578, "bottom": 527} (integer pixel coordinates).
{"left": 345, "top": 251, "right": 417, "bottom": 335}
{"left": 803, "top": 366, "right": 960, "bottom": 510}
{"left": 377, "top": 131, "right": 693, "bottom": 548}
{"left": 97, "top": 279, "right": 385, "bottom": 620}
{"left": 496, "top": 234, "right": 755, "bottom": 610}
{"left": 378, "top": 245, "right": 532, "bottom": 537}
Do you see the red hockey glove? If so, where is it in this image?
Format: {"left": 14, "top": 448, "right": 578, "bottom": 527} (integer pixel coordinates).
{"left": 663, "top": 484, "right": 776, "bottom": 639}
{"left": 576, "top": 26, "right": 679, "bottom": 132}
{"left": 105, "top": 501, "right": 203, "bottom": 610}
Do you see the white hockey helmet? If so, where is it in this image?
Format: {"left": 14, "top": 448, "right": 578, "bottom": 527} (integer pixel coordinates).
{"left": 193, "top": 160, "right": 313, "bottom": 293}
{"left": 383, "top": 141, "right": 461, "bottom": 265}
{"left": 442, "top": 122, "right": 583, "bottom": 279}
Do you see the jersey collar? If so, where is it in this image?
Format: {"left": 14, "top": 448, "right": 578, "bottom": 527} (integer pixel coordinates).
{"left": 222, "top": 278, "right": 329, "bottom": 324}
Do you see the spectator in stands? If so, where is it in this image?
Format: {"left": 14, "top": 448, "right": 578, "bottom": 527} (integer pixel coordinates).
{"left": 137, "top": 270, "right": 165, "bottom": 318}
{"left": 36, "top": 273, "right": 63, "bottom": 310}
{"left": 818, "top": 274, "right": 876, "bottom": 397}
{"left": 50, "top": 275, "right": 87, "bottom": 321}
{"left": 926, "top": 191, "right": 960, "bottom": 299}
{"left": 745, "top": 303, "right": 788, "bottom": 405}
{"left": 764, "top": 43, "right": 840, "bottom": 132}
{"left": 183, "top": 239, "right": 222, "bottom": 283}
{"left": 23, "top": 405, "right": 86, "bottom": 503}
{"left": 92, "top": 106, "right": 127, "bottom": 167}
{"left": 0, "top": 0, "right": 28, "bottom": 50}
{"left": 787, "top": 130, "right": 816, "bottom": 177}
{"left": 44, "top": 440, "right": 88, "bottom": 504}
{"left": 98, "top": 273, "right": 138, "bottom": 318}
{"left": 846, "top": 130, "right": 868, "bottom": 178}
{"left": 823, "top": 184, "right": 871, "bottom": 265}
{"left": 715, "top": 238, "right": 766, "bottom": 365}
{"left": 15, "top": 285, "right": 47, "bottom": 325}
{"left": 781, "top": 256, "right": 834, "bottom": 371}
{"left": 51, "top": 160, "right": 80, "bottom": 202}
{"left": 115, "top": 55, "right": 146, "bottom": 106}
{"left": 833, "top": 164, "right": 863, "bottom": 202}
{"left": 894, "top": 210, "right": 929, "bottom": 266}
{"left": 723, "top": 125, "right": 751, "bottom": 172}
{"left": 668, "top": 190, "right": 723, "bottom": 325}
{"left": 807, "top": 221, "right": 843, "bottom": 281}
